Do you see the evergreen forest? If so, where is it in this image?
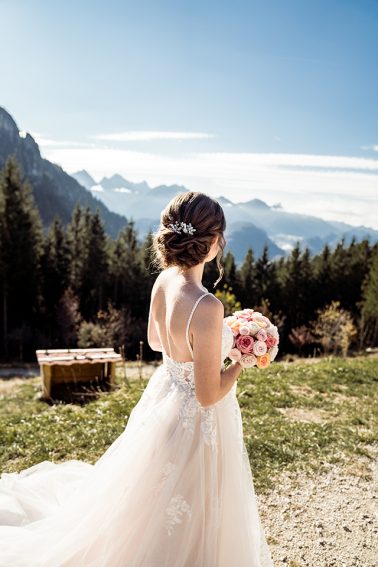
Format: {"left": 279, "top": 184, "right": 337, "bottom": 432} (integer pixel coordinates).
{"left": 1, "top": 156, "right": 377, "bottom": 362}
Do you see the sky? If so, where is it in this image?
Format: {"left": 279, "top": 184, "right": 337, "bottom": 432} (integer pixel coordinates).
{"left": 1, "top": 0, "right": 378, "bottom": 228}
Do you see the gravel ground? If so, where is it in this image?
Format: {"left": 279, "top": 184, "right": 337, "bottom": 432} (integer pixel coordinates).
{"left": 257, "top": 445, "right": 378, "bottom": 567}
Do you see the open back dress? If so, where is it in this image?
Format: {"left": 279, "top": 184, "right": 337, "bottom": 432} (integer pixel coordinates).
{"left": 0, "top": 291, "right": 274, "bottom": 566}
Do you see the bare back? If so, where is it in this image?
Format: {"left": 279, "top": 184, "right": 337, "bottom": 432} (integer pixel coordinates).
{"left": 148, "top": 267, "right": 220, "bottom": 362}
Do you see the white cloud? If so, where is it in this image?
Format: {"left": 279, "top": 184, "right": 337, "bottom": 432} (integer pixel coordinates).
{"left": 30, "top": 132, "right": 96, "bottom": 148}
{"left": 38, "top": 145, "right": 378, "bottom": 230}
{"left": 90, "top": 131, "right": 215, "bottom": 142}
{"left": 361, "top": 144, "right": 378, "bottom": 152}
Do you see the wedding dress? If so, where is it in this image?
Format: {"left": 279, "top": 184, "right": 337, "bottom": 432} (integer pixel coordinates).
{"left": 0, "top": 292, "right": 274, "bottom": 566}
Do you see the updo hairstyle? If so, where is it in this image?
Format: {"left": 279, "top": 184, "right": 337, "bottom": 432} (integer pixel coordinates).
{"left": 151, "top": 191, "right": 226, "bottom": 287}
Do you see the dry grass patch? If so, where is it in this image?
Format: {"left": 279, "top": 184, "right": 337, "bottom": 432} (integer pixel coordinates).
{"left": 275, "top": 406, "right": 330, "bottom": 424}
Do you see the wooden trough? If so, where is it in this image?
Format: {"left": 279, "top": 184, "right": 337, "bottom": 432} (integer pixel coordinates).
{"left": 35, "top": 348, "right": 122, "bottom": 400}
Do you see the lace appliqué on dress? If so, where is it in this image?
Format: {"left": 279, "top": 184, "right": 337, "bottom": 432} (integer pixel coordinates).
{"left": 167, "top": 360, "right": 218, "bottom": 452}
{"left": 200, "top": 407, "right": 217, "bottom": 453}
{"left": 165, "top": 494, "right": 192, "bottom": 536}
{"left": 179, "top": 395, "right": 198, "bottom": 435}
{"left": 155, "top": 460, "right": 178, "bottom": 496}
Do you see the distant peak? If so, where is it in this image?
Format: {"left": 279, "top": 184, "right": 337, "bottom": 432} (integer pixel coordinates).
{"left": 100, "top": 173, "right": 129, "bottom": 185}
{"left": 216, "top": 195, "right": 234, "bottom": 206}
{"left": 74, "top": 169, "right": 92, "bottom": 177}
{"left": 70, "top": 169, "right": 97, "bottom": 189}
{"left": 242, "top": 198, "right": 270, "bottom": 209}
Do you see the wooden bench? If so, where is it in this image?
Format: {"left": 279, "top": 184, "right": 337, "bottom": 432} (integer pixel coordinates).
{"left": 35, "top": 348, "right": 123, "bottom": 400}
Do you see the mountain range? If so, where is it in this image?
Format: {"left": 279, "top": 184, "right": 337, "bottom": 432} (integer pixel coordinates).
{"left": 0, "top": 107, "right": 126, "bottom": 238}
{"left": 1, "top": 105, "right": 377, "bottom": 264}
{"left": 72, "top": 169, "right": 378, "bottom": 262}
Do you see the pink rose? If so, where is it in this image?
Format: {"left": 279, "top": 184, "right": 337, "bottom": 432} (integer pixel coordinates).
{"left": 243, "top": 308, "right": 255, "bottom": 315}
{"left": 234, "top": 309, "right": 255, "bottom": 323}
{"left": 253, "top": 340, "right": 267, "bottom": 356}
{"left": 238, "top": 315, "right": 251, "bottom": 323}
{"left": 266, "top": 335, "right": 277, "bottom": 348}
{"left": 235, "top": 334, "right": 255, "bottom": 354}
{"left": 239, "top": 324, "right": 251, "bottom": 335}
{"left": 229, "top": 348, "right": 242, "bottom": 362}
{"left": 239, "top": 353, "right": 257, "bottom": 368}
{"left": 257, "top": 329, "right": 267, "bottom": 341}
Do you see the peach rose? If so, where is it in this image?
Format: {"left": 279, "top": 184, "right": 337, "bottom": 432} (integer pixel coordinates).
{"left": 230, "top": 320, "right": 243, "bottom": 332}
{"left": 256, "top": 353, "right": 270, "bottom": 368}
{"left": 254, "top": 318, "right": 268, "bottom": 329}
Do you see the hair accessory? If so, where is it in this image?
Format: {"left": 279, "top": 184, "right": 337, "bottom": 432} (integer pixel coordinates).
{"left": 168, "top": 221, "right": 196, "bottom": 235}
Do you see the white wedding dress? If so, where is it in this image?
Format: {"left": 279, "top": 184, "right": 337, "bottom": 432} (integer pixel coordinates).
{"left": 0, "top": 292, "right": 274, "bottom": 566}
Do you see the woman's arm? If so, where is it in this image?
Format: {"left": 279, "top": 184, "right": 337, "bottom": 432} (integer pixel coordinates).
{"left": 191, "top": 295, "right": 242, "bottom": 407}
{"left": 147, "top": 283, "right": 163, "bottom": 352}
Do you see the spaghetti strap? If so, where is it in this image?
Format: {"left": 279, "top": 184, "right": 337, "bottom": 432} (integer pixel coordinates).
{"left": 185, "top": 292, "right": 210, "bottom": 359}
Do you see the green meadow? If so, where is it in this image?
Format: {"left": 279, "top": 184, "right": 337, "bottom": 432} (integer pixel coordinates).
{"left": 0, "top": 357, "right": 377, "bottom": 494}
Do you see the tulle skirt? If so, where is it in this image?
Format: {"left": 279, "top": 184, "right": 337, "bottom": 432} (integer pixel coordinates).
{"left": 0, "top": 363, "right": 274, "bottom": 566}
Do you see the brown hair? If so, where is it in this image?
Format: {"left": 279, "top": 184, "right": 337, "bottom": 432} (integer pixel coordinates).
{"left": 151, "top": 191, "right": 226, "bottom": 287}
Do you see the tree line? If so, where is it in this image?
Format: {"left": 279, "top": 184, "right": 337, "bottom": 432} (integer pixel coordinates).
{"left": 0, "top": 156, "right": 377, "bottom": 362}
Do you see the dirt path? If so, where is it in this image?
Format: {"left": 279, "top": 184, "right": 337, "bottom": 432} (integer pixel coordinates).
{"left": 257, "top": 445, "right": 378, "bottom": 566}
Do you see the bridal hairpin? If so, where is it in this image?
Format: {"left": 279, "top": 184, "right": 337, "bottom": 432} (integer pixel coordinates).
{"left": 168, "top": 221, "right": 196, "bottom": 235}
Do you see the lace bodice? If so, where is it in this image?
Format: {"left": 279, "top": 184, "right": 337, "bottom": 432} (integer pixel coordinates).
{"left": 161, "top": 321, "right": 237, "bottom": 453}
{"left": 162, "top": 322, "right": 235, "bottom": 396}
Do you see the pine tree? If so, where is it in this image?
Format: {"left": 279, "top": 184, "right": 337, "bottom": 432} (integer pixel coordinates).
{"left": 0, "top": 156, "right": 44, "bottom": 359}
{"left": 281, "top": 242, "right": 315, "bottom": 336}
{"left": 360, "top": 246, "right": 378, "bottom": 346}
{"left": 239, "top": 247, "right": 257, "bottom": 308}
{"left": 343, "top": 238, "right": 371, "bottom": 316}
{"left": 80, "top": 208, "right": 109, "bottom": 319}
{"left": 139, "top": 230, "right": 157, "bottom": 314}
{"left": 110, "top": 219, "right": 143, "bottom": 316}
{"left": 40, "top": 215, "right": 71, "bottom": 343}
{"left": 330, "top": 237, "right": 348, "bottom": 302}
{"left": 66, "top": 202, "right": 86, "bottom": 292}
{"left": 313, "top": 243, "right": 333, "bottom": 309}
{"left": 223, "top": 250, "right": 243, "bottom": 300}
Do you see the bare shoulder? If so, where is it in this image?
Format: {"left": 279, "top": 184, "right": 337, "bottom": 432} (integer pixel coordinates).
{"left": 151, "top": 269, "right": 169, "bottom": 294}
{"left": 193, "top": 293, "right": 224, "bottom": 323}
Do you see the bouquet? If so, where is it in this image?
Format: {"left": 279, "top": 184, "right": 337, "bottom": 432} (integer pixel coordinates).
{"left": 224, "top": 308, "right": 279, "bottom": 369}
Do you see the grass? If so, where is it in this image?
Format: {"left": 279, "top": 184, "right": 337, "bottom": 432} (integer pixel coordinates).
{"left": 0, "top": 357, "right": 377, "bottom": 494}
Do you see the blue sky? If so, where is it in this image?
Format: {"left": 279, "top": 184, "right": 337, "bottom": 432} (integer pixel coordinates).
{"left": 1, "top": 0, "right": 378, "bottom": 227}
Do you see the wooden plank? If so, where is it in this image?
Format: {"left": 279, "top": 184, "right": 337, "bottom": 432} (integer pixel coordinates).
{"left": 41, "top": 364, "right": 52, "bottom": 399}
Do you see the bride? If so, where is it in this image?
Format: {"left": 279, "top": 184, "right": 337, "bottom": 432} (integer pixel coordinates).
{"left": 0, "top": 191, "right": 274, "bottom": 566}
